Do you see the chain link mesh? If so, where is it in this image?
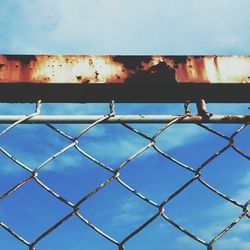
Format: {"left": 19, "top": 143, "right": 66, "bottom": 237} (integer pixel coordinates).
{"left": 0, "top": 101, "right": 249, "bottom": 250}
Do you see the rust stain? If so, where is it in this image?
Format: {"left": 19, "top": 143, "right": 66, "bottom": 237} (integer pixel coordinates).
{"left": 0, "top": 55, "right": 250, "bottom": 84}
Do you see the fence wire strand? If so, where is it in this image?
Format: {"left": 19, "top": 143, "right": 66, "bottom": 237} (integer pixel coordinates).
{"left": 0, "top": 102, "right": 249, "bottom": 250}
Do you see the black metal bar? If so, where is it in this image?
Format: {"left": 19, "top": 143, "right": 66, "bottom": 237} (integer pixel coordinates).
{"left": 0, "top": 83, "right": 250, "bottom": 103}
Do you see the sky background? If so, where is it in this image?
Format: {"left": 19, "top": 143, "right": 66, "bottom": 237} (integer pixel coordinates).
{"left": 0, "top": 0, "right": 250, "bottom": 250}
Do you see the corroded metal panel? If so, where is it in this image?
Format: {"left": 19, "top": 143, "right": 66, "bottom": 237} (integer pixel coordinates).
{"left": 1, "top": 55, "right": 250, "bottom": 84}
{"left": 1, "top": 55, "right": 250, "bottom": 103}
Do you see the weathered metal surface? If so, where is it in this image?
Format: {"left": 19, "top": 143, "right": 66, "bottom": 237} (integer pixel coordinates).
{"left": 0, "top": 115, "right": 249, "bottom": 124}
{"left": 1, "top": 55, "right": 250, "bottom": 103}
{"left": 1, "top": 55, "right": 250, "bottom": 84}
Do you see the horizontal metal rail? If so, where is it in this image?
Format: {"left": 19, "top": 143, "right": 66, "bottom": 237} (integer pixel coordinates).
{"left": 1, "top": 84, "right": 250, "bottom": 103}
{"left": 0, "top": 115, "right": 249, "bottom": 124}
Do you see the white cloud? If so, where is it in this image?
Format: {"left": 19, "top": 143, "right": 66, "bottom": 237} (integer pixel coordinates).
{"left": 1, "top": 0, "right": 250, "bottom": 54}
{"left": 195, "top": 171, "right": 250, "bottom": 245}
{"left": 233, "top": 221, "right": 250, "bottom": 234}
{"left": 216, "top": 237, "right": 250, "bottom": 250}
{"left": 176, "top": 235, "right": 202, "bottom": 250}
{"left": 177, "top": 234, "right": 250, "bottom": 250}
{"left": 233, "top": 172, "right": 250, "bottom": 204}
{"left": 239, "top": 171, "right": 250, "bottom": 186}
{"left": 110, "top": 197, "right": 151, "bottom": 230}
{"left": 174, "top": 168, "right": 250, "bottom": 250}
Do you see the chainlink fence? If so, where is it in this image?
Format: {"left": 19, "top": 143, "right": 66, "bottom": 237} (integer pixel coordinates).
{"left": 0, "top": 101, "right": 249, "bottom": 250}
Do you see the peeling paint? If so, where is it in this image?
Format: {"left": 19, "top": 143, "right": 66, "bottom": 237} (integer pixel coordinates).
{"left": 0, "top": 55, "right": 250, "bottom": 84}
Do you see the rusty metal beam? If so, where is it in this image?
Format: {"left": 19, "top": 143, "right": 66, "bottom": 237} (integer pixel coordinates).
{"left": 0, "top": 55, "right": 250, "bottom": 103}
{"left": 1, "top": 55, "right": 250, "bottom": 84}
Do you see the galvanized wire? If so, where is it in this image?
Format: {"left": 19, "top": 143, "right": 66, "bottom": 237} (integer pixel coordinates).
{"left": 0, "top": 102, "right": 249, "bottom": 250}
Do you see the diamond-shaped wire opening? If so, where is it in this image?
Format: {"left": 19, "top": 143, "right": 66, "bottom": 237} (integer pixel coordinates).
{"left": 197, "top": 123, "right": 250, "bottom": 161}
{"left": 0, "top": 180, "right": 72, "bottom": 241}
{"left": 232, "top": 125, "right": 250, "bottom": 157}
{"left": 36, "top": 215, "right": 118, "bottom": 250}
{"left": 0, "top": 151, "right": 31, "bottom": 196}
{"left": 213, "top": 217, "right": 250, "bottom": 250}
{"left": 0, "top": 124, "right": 72, "bottom": 170}
{"left": 199, "top": 148, "right": 250, "bottom": 198}
{"left": 155, "top": 124, "right": 230, "bottom": 168}
{"left": 37, "top": 147, "right": 114, "bottom": 203}
{"left": 117, "top": 146, "right": 194, "bottom": 204}
{"left": 122, "top": 216, "right": 190, "bottom": 250}
{"left": 76, "top": 181, "right": 157, "bottom": 242}
{"left": 76, "top": 124, "right": 150, "bottom": 167}
{"left": 162, "top": 181, "right": 244, "bottom": 243}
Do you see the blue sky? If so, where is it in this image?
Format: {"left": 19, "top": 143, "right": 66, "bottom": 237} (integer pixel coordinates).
{"left": 0, "top": 1, "right": 250, "bottom": 250}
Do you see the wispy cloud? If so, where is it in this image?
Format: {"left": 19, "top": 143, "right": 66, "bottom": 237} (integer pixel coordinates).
{"left": 190, "top": 171, "right": 250, "bottom": 246}
{"left": 1, "top": 0, "right": 250, "bottom": 54}
{"left": 110, "top": 197, "right": 152, "bottom": 231}
{"left": 176, "top": 229, "right": 250, "bottom": 250}
{"left": 216, "top": 237, "right": 250, "bottom": 250}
